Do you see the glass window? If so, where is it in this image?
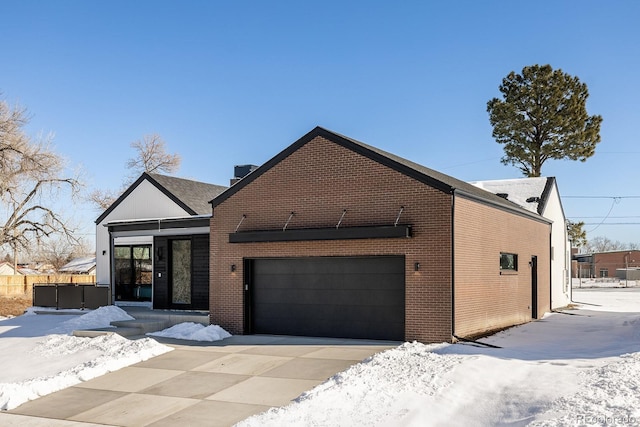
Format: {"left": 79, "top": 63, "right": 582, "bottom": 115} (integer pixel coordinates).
{"left": 114, "top": 245, "right": 152, "bottom": 302}
{"left": 500, "top": 253, "right": 518, "bottom": 271}
{"left": 171, "top": 239, "right": 192, "bottom": 305}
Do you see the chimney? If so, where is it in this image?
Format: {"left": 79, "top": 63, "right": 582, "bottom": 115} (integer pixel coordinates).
{"left": 230, "top": 164, "right": 258, "bottom": 185}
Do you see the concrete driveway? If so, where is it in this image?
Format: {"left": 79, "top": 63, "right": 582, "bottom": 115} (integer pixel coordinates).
{"left": 3, "top": 335, "right": 398, "bottom": 427}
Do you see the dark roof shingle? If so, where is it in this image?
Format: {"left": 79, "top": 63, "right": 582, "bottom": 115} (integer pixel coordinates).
{"left": 96, "top": 173, "right": 227, "bottom": 224}
{"left": 147, "top": 173, "right": 227, "bottom": 214}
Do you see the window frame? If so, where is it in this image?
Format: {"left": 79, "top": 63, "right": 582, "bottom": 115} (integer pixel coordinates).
{"left": 500, "top": 252, "right": 519, "bottom": 274}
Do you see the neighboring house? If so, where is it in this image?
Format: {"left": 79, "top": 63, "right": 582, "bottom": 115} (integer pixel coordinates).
{"left": 95, "top": 173, "right": 227, "bottom": 310}
{"left": 573, "top": 250, "right": 640, "bottom": 279}
{"left": 471, "top": 177, "right": 571, "bottom": 309}
{"left": 209, "top": 127, "right": 552, "bottom": 343}
{"left": 17, "top": 268, "right": 40, "bottom": 275}
{"left": 59, "top": 256, "right": 97, "bottom": 275}
{"left": 0, "top": 262, "right": 20, "bottom": 275}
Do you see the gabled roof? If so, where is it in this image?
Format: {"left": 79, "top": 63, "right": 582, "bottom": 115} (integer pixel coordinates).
{"left": 210, "top": 127, "right": 547, "bottom": 222}
{"left": 471, "top": 177, "right": 558, "bottom": 215}
{"left": 59, "top": 256, "right": 96, "bottom": 274}
{"left": 0, "top": 262, "right": 20, "bottom": 275}
{"left": 96, "top": 173, "right": 228, "bottom": 224}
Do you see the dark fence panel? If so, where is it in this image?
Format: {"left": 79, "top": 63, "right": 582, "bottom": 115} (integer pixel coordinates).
{"left": 32, "top": 284, "right": 111, "bottom": 310}
{"left": 33, "top": 286, "right": 57, "bottom": 308}
{"left": 57, "top": 286, "right": 84, "bottom": 309}
{"left": 83, "top": 286, "right": 110, "bottom": 309}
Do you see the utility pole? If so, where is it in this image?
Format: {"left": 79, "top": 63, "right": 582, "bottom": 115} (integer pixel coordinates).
{"left": 624, "top": 252, "right": 631, "bottom": 288}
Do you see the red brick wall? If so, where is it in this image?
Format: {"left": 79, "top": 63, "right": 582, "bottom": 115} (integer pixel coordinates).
{"left": 592, "top": 250, "right": 640, "bottom": 278}
{"left": 453, "top": 196, "right": 551, "bottom": 338}
{"left": 210, "top": 136, "right": 454, "bottom": 342}
{"left": 210, "top": 134, "right": 552, "bottom": 343}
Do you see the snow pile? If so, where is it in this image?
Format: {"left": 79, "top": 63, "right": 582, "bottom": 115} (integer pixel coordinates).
{"left": 0, "top": 333, "right": 170, "bottom": 410}
{"left": 0, "top": 307, "right": 171, "bottom": 410}
{"left": 147, "top": 322, "right": 232, "bottom": 342}
{"left": 531, "top": 353, "right": 640, "bottom": 426}
{"left": 48, "top": 305, "right": 134, "bottom": 334}
{"left": 238, "top": 342, "right": 464, "bottom": 426}
{"left": 239, "top": 289, "right": 640, "bottom": 426}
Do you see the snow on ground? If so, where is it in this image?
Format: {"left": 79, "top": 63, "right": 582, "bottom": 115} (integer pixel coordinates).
{"left": 573, "top": 278, "right": 638, "bottom": 289}
{"left": 1, "top": 289, "right": 639, "bottom": 425}
{"left": 239, "top": 289, "right": 640, "bottom": 427}
{"left": 0, "top": 305, "right": 233, "bottom": 411}
{"left": 0, "top": 306, "right": 170, "bottom": 410}
{"left": 147, "top": 322, "right": 232, "bottom": 341}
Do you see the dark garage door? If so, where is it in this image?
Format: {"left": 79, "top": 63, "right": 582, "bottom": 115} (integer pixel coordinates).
{"left": 249, "top": 256, "right": 405, "bottom": 340}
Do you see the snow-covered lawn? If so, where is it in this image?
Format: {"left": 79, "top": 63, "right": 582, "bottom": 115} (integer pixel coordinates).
{"left": 1, "top": 289, "right": 639, "bottom": 426}
{"left": 0, "top": 306, "right": 230, "bottom": 410}
{"left": 573, "top": 278, "right": 638, "bottom": 289}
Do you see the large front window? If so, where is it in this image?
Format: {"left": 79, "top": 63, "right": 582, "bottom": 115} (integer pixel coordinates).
{"left": 114, "top": 245, "right": 152, "bottom": 302}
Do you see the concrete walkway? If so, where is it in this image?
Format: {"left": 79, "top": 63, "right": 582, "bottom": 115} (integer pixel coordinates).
{"left": 3, "top": 335, "right": 398, "bottom": 427}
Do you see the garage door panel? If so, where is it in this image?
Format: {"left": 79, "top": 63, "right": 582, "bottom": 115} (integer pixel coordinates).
{"left": 251, "top": 256, "right": 405, "bottom": 340}
{"left": 255, "top": 273, "right": 404, "bottom": 291}
{"left": 254, "top": 257, "right": 405, "bottom": 276}
{"left": 253, "top": 288, "right": 404, "bottom": 307}
{"left": 253, "top": 305, "right": 404, "bottom": 337}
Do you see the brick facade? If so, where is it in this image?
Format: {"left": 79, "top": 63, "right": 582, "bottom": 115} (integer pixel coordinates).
{"left": 209, "top": 129, "right": 552, "bottom": 343}
{"left": 591, "top": 250, "right": 639, "bottom": 278}
{"left": 454, "top": 197, "right": 551, "bottom": 337}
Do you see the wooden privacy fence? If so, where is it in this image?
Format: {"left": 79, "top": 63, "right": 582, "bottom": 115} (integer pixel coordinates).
{"left": 0, "top": 275, "right": 97, "bottom": 297}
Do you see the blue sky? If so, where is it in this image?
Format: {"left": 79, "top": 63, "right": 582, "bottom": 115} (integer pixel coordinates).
{"left": 1, "top": 1, "right": 639, "bottom": 247}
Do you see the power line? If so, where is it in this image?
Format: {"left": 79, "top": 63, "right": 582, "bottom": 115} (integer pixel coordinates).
{"left": 568, "top": 216, "right": 640, "bottom": 219}
{"left": 584, "top": 222, "right": 640, "bottom": 227}
{"left": 564, "top": 196, "right": 640, "bottom": 199}
{"left": 586, "top": 198, "right": 619, "bottom": 233}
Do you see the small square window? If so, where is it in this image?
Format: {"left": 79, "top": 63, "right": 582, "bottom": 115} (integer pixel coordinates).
{"left": 500, "top": 253, "right": 518, "bottom": 271}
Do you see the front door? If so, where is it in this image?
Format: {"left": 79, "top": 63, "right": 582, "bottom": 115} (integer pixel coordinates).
{"left": 170, "top": 239, "right": 192, "bottom": 307}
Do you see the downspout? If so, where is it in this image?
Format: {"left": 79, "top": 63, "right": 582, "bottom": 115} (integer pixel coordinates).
{"left": 451, "top": 192, "right": 456, "bottom": 342}
{"left": 549, "top": 225, "right": 566, "bottom": 311}
{"left": 109, "top": 230, "right": 116, "bottom": 305}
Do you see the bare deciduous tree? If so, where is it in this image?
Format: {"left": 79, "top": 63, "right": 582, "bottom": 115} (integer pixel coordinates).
{"left": 36, "top": 237, "right": 74, "bottom": 272}
{"left": 126, "top": 133, "right": 181, "bottom": 180}
{"left": 89, "top": 133, "right": 181, "bottom": 211}
{"left": 0, "top": 99, "right": 82, "bottom": 255}
{"left": 88, "top": 188, "right": 119, "bottom": 211}
{"left": 585, "top": 236, "right": 624, "bottom": 253}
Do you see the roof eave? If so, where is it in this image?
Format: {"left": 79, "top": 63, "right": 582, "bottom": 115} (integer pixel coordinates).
{"left": 210, "top": 127, "right": 455, "bottom": 209}
{"left": 454, "top": 188, "right": 552, "bottom": 225}
{"left": 95, "top": 172, "right": 198, "bottom": 225}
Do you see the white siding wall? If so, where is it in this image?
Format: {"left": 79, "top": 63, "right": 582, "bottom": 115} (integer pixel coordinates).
{"left": 95, "top": 180, "right": 191, "bottom": 285}
{"left": 544, "top": 183, "right": 571, "bottom": 309}
{"left": 0, "top": 264, "right": 19, "bottom": 275}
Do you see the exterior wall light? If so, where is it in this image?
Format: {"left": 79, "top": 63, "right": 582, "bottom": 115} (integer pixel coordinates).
{"left": 414, "top": 262, "right": 420, "bottom": 271}
{"left": 231, "top": 264, "right": 236, "bottom": 272}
